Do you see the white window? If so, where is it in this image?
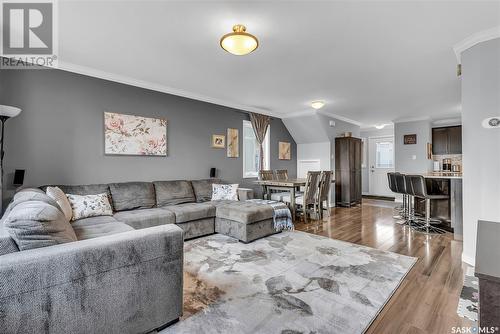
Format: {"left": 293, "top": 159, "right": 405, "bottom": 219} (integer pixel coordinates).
{"left": 375, "top": 141, "right": 394, "bottom": 168}
{"left": 243, "top": 120, "right": 270, "bottom": 178}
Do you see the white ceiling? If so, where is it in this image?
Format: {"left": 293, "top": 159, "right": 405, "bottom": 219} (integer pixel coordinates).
{"left": 58, "top": 1, "right": 500, "bottom": 127}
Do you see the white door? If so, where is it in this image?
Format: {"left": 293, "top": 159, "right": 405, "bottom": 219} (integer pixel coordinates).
{"left": 368, "top": 136, "right": 395, "bottom": 197}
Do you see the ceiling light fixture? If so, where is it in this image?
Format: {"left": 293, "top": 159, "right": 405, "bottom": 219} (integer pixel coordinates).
{"left": 220, "top": 24, "right": 258, "bottom": 56}
{"left": 374, "top": 124, "right": 386, "bottom": 129}
{"left": 311, "top": 101, "right": 325, "bottom": 110}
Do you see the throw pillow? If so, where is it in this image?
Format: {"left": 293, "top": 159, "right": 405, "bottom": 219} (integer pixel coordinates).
{"left": 66, "top": 193, "right": 113, "bottom": 221}
{"left": 211, "top": 184, "right": 239, "bottom": 201}
{"left": 46, "top": 186, "right": 73, "bottom": 221}
{"left": 4, "top": 200, "right": 77, "bottom": 251}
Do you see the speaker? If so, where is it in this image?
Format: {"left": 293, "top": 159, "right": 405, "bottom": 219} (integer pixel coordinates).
{"left": 210, "top": 168, "right": 216, "bottom": 178}
{"left": 13, "top": 169, "right": 25, "bottom": 186}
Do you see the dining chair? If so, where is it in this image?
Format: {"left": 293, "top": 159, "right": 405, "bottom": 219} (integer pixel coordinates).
{"left": 283, "top": 171, "right": 321, "bottom": 221}
{"left": 274, "top": 169, "right": 288, "bottom": 181}
{"left": 258, "top": 170, "right": 274, "bottom": 199}
{"left": 269, "top": 169, "right": 290, "bottom": 201}
{"left": 258, "top": 170, "right": 274, "bottom": 181}
{"left": 318, "top": 171, "right": 333, "bottom": 219}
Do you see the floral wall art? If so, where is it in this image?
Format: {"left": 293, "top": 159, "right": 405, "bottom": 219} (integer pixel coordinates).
{"left": 104, "top": 112, "right": 167, "bottom": 156}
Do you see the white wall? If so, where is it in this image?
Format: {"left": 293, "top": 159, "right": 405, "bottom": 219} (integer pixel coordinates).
{"left": 297, "top": 141, "right": 333, "bottom": 206}
{"left": 461, "top": 38, "right": 500, "bottom": 266}
{"left": 394, "top": 120, "right": 433, "bottom": 174}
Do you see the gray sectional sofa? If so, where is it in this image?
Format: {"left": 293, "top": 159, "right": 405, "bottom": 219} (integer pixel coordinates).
{"left": 0, "top": 178, "right": 277, "bottom": 334}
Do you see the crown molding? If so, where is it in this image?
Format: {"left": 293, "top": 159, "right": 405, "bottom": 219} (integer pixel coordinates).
{"left": 57, "top": 61, "right": 284, "bottom": 118}
{"left": 453, "top": 26, "right": 500, "bottom": 63}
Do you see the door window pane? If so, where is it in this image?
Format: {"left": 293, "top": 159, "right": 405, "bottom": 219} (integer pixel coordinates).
{"left": 376, "top": 141, "right": 394, "bottom": 168}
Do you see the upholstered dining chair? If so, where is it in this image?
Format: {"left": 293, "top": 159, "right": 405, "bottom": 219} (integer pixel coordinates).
{"left": 283, "top": 171, "right": 321, "bottom": 221}
{"left": 318, "top": 171, "right": 333, "bottom": 219}
{"left": 269, "top": 169, "right": 290, "bottom": 201}
{"left": 258, "top": 170, "right": 274, "bottom": 181}
{"left": 274, "top": 169, "right": 288, "bottom": 181}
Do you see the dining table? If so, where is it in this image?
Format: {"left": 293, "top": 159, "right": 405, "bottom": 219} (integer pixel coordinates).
{"left": 254, "top": 178, "right": 335, "bottom": 221}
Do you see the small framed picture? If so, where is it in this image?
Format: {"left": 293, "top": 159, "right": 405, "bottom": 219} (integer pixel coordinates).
{"left": 212, "top": 134, "right": 225, "bottom": 148}
{"left": 278, "top": 142, "right": 291, "bottom": 160}
{"left": 404, "top": 134, "right": 417, "bottom": 145}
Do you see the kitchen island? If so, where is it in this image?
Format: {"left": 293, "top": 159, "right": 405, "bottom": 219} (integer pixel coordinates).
{"left": 415, "top": 172, "right": 463, "bottom": 239}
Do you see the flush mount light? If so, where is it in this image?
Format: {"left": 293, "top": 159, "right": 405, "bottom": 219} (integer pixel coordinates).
{"left": 374, "top": 124, "right": 386, "bottom": 129}
{"left": 311, "top": 101, "right": 325, "bottom": 110}
{"left": 220, "top": 24, "right": 259, "bottom": 56}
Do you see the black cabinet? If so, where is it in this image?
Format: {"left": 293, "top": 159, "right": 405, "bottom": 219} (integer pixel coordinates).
{"left": 335, "top": 137, "right": 362, "bottom": 207}
{"left": 432, "top": 126, "right": 462, "bottom": 154}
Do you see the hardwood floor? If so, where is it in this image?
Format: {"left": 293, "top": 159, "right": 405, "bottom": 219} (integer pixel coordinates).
{"left": 295, "top": 198, "right": 475, "bottom": 334}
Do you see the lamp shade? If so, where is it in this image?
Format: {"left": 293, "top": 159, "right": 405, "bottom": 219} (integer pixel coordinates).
{"left": 0, "top": 105, "right": 21, "bottom": 118}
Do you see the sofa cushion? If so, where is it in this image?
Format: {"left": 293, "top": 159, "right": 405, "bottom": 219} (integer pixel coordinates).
{"left": 191, "top": 179, "right": 222, "bottom": 202}
{"left": 114, "top": 208, "right": 175, "bottom": 229}
{"left": 153, "top": 180, "right": 195, "bottom": 207}
{"left": 0, "top": 222, "right": 19, "bottom": 255}
{"left": 109, "top": 182, "right": 156, "bottom": 211}
{"left": 215, "top": 201, "right": 274, "bottom": 224}
{"left": 162, "top": 203, "right": 216, "bottom": 223}
{"left": 4, "top": 188, "right": 60, "bottom": 217}
{"left": 72, "top": 216, "right": 134, "bottom": 240}
{"left": 41, "top": 183, "right": 111, "bottom": 197}
{"left": 4, "top": 201, "right": 77, "bottom": 251}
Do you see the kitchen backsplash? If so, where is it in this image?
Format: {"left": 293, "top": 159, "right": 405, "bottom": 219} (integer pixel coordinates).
{"left": 432, "top": 154, "right": 462, "bottom": 171}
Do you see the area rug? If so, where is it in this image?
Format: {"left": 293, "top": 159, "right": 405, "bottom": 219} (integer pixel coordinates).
{"left": 457, "top": 267, "right": 479, "bottom": 323}
{"left": 161, "top": 231, "right": 417, "bottom": 334}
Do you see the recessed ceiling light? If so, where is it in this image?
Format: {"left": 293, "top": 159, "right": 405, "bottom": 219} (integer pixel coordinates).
{"left": 311, "top": 101, "right": 325, "bottom": 110}
{"left": 374, "top": 124, "right": 386, "bottom": 129}
{"left": 220, "top": 24, "right": 258, "bottom": 56}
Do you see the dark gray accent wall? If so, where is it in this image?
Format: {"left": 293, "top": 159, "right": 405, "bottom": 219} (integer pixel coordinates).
{"left": 0, "top": 69, "right": 296, "bottom": 201}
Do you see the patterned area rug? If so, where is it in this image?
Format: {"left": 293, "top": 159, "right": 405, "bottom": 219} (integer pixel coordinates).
{"left": 161, "top": 231, "right": 417, "bottom": 334}
{"left": 457, "top": 267, "right": 479, "bottom": 323}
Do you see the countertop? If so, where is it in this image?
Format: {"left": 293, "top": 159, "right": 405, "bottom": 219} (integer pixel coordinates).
{"left": 422, "top": 172, "right": 462, "bottom": 179}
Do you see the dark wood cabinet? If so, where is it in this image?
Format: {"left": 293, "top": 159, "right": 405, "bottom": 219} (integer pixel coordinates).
{"left": 335, "top": 137, "right": 362, "bottom": 207}
{"left": 432, "top": 126, "right": 462, "bottom": 154}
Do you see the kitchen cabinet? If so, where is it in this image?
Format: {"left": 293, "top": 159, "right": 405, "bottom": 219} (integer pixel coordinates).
{"left": 432, "top": 126, "right": 462, "bottom": 154}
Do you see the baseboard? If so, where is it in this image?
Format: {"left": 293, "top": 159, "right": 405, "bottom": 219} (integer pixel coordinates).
{"left": 462, "top": 253, "right": 475, "bottom": 266}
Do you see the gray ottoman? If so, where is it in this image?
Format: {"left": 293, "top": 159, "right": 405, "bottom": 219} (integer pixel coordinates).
{"left": 214, "top": 201, "right": 279, "bottom": 243}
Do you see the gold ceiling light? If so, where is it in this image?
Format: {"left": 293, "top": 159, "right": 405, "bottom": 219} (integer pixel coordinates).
{"left": 220, "top": 24, "right": 259, "bottom": 56}
{"left": 311, "top": 100, "right": 325, "bottom": 110}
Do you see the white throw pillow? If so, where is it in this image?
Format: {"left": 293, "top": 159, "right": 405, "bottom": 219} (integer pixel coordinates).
{"left": 66, "top": 193, "right": 113, "bottom": 221}
{"left": 211, "top": 184, "right": 239, "bottom": 201}
{"left": 46, "top": 186, "right": 73, "bottom": 221}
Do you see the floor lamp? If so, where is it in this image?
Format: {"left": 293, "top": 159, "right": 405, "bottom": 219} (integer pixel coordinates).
{"left": 0, "top": 105, "right": 22, "bottom": 214}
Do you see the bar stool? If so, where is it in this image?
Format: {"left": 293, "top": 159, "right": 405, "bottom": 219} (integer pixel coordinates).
{"left": 407, "top": 175, "right": 448, "bottom": 234}
{"left": 394, "top": 173, "right": 410, "bottom": 222}
{"left": 387, "top": 172, "right": 404, "bottom": 219}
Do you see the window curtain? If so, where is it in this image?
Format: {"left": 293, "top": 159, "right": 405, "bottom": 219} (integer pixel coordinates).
{"left": 249, "top": 112, "right": 271, "bottom": 173}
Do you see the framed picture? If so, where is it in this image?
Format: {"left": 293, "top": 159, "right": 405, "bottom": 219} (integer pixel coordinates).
{"left": 212, "top": 134, "right": 225, "bottom": 148}
{"left": 104, "top": 112, "right": 167, "bottom": 156}
{"left": 227, "top": 128, "right": 239, "bottom": 158}
{"left": 278, "top": 141, "right": 291, "bottom": 160}
{"left": 403, "top": 134, "right": 417, "bottom": 145}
